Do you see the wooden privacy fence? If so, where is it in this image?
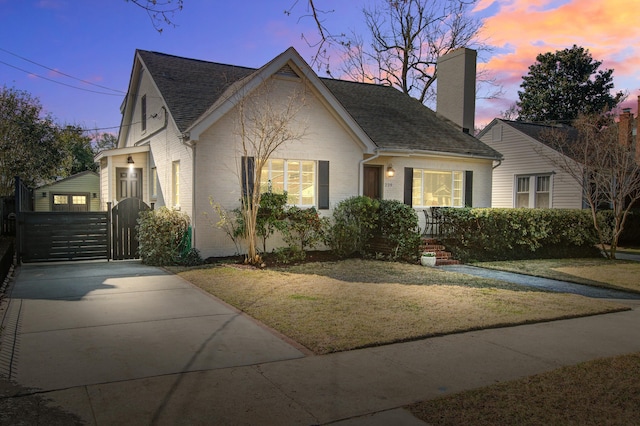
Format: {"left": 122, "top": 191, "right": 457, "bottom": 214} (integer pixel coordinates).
{"left": 19, "top": 211, "right": 110, "bottom": 262}
{"left": 14, "top": 177, "right": 152, "bottom": 263}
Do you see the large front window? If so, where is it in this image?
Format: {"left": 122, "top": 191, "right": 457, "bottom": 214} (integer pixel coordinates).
{"left": 260, "top": 159, "right": 316, "bottom": 206}
{"left": 412, "top": 170, "right": 463, "bottom": 207}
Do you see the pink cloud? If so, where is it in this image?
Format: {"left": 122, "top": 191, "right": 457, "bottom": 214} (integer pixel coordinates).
{"left": 476, "top": 0, "right": 640, "bottom": 122}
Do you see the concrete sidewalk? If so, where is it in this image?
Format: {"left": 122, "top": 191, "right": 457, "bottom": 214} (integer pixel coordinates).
{"left": 440, "top": 264, "right": 640, "bottom": 299}
{"left": 0, "top": 261, "right": 304, "bottom": 391}
{"left": 45, "top": 301, "right": 640, "bottom": 425}
{"left": 1, "top": 261, "right": 640, "bottom": 425}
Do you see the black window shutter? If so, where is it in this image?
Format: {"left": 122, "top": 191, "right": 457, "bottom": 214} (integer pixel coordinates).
{"left": 404, "top": 167, "right": 413, "bottom": 206}
{"left": 465, "top": 170, "right": 473, "bottom": 207}
{"left": 318, "top": 160, "right": 330, "bottom": 209}
{"left": 241, "top": 156, "right": 255, "bottom": 198}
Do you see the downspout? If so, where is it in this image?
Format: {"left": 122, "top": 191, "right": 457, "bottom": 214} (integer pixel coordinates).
{"left": 492, "top": 159, "right": 502, "bottom": 170}
{"left": 359, "top": 151, "right": 381, "bottom": 195}
{"left": 180, "top": 132, "right": 197, "bottom": 249}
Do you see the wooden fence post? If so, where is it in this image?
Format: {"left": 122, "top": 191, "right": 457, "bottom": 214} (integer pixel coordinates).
{"left": 14, "top": 176, "right": 21, "bottom": 265}
{"left": 107, "top": 202, "right": 112, "bottom": 261}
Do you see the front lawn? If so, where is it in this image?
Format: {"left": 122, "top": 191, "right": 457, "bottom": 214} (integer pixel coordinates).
{"left": 409, "top": 352, "right": 640, "bottom": 425}
{"left": 473, "top": 258, "right": 640, "bottom": 294}
{"left": 176, "top": 259, "right": 625, "bottom": 354}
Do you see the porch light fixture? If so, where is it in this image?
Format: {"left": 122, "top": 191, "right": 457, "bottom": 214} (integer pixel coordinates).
{"left": 42, "top": 192, "right": 47, "bottom": 198}
{"left": 386, "top": 164, "right": 395, "bottom": 177}
{"left": 127, "top": 155, "right": 135, "bottom": 164}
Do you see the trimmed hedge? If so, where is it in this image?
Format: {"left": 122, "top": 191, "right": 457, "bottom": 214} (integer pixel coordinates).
{"left": 439, "top": 208, "right": 601, "bottom": 262}
{"left": 377, "top": 199, "right": 421, "bottom": 260}
{"left": 326, "top": 196, "right": 421, "bottom": 260}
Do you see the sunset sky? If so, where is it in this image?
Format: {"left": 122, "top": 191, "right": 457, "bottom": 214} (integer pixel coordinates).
{"left": 0, "top": 0, "right": 638, "bottom": 134}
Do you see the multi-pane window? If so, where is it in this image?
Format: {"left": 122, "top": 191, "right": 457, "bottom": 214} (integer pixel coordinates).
{"left": 260, "top": 159, "right": 316, "bottom": 206}
{"left": 53, "top": 195, "right": 67, "bottom": 205}
{"left": 172, "top": 161, "right": 180, "bottom": 207}
{"left": 412, "top": 170, "right": 463, "bottom": 207}
{"left": 72, "top": 195, "right": 87, "bottom": 205}
{"left": 516, "top": 177, "right": 530, "bottom": 208}
{"left": 536, "top": 176, "right": 550, "bottom": 208}
{"left": 516, "top": 174, "right": 551, "bottom": 208}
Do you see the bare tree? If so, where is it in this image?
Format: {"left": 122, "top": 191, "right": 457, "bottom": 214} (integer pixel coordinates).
{"left": 126, "top": 0, "right": 184, "bottom": 33}
{"left": 540, "top": 113, "right": 640, "bottom": 259}
{"left": 235, "top": 80, "right": 308, "bottom": 264}
{"left": 339, "top": 0, "right": 494, "bottom": 105}
{"left": 499, "top": 103, "right": 519, "bottom": 121}
{"left": 285, "top": 0, "right": 345, "bottom": 73}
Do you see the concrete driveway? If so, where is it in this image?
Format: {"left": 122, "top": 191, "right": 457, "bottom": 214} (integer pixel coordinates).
{"left": 0, "top": 261, "right": 304, "bottom": 392}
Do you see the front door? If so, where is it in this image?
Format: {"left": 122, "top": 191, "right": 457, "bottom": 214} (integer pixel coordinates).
{"left": 363, "top": 166, "right": 382, "bottom": 199}
{"left": 117, "top": 168, "right": 142, "bottom": 200}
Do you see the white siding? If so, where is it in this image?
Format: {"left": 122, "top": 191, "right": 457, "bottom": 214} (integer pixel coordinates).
{"left": 480, "top": 122, "right": 583, "bottom": 209}
{"left": 35, "top": 173, "right": 100, "bottom": 212}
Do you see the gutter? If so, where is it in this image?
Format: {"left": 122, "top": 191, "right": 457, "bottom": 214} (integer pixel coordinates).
{"left": 378, "top": 148, "right": 502, "bottom": 162}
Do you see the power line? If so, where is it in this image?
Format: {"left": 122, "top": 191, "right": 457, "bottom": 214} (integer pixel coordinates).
{"left": 0, "top": 60, "right": 124, "bottom": 96}
{"left": 0, "top": 47, "right": 126, "bottom": 94}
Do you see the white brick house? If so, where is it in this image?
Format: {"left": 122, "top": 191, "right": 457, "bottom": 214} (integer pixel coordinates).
{"left": 96, "top": 47, "right": 501, "bottom": 258}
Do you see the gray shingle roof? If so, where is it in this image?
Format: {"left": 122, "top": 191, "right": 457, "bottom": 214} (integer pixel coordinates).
{"left": 322, "top": 78, "right": 500, "bottom": 158}
{"left": 501, "top": 120, "right": 579, "bottom": 144}
{"left": 138, "top": 50, "right": 255, "bottom": 133}
{"left": 136, "top": 49, "right": 501, "bottom": 160}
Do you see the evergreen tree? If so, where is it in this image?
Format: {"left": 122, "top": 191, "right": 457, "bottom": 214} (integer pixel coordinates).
{"left": 517, "top": 45, "right": 623, "bottom": 123}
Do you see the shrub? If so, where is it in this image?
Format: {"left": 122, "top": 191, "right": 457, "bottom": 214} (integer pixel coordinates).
{"left": 377, "top": 199, "right": 421, "bottom": 260}
{"left": 256, "top": 191, "right": 288, "bottom": 252}
{"left": 280, "top": 206, "right": 329, "bottom": 260}
{"left": 326, "top": 196, "right": 379, "bottom": 257}
{"left": 137, "top": 207, "right": 196, "bottom": 266}
{"left": 440, "top": 208, "right": 600, "bottom": 262}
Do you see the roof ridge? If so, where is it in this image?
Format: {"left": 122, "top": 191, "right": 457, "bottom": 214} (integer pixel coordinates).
{"left": 137, "top": 49, "right": 258, "bottom": 72}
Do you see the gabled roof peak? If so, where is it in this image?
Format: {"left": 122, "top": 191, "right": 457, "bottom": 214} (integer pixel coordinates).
{"left": 131, "top": 48, "right": 501, "bottom": 160}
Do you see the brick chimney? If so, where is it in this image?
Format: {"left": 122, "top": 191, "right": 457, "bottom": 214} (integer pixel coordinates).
{"left": 436, "top": 48, "right": 477, "bottom": 134}
{"left": 619, "top": 107, "right": 632, "bottom": 147}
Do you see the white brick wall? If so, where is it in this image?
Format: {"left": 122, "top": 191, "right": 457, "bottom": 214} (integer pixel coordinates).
{"left": 193, "top": 77, "right": 364, "bottom": 258}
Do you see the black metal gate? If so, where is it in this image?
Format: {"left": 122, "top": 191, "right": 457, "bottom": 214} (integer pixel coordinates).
{"left": 111, "top": 198, "right": 150, "bottom": 260}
